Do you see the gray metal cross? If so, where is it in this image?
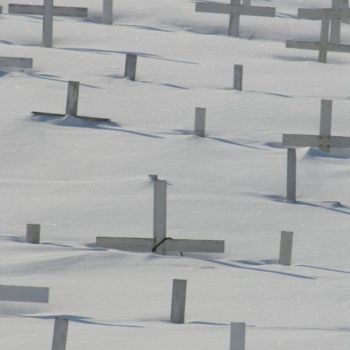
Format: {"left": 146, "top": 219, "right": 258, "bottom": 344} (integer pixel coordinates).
{"left": 96, "top": 179, "right": 225, "bottom": 255}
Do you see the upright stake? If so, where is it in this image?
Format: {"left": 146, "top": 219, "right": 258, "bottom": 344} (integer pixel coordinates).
{"left": 124, "top": 54, "right": 137, "bottom": 81}
{"left": 43, "top": 0, "right": 54, "bottom": 48}
{"left": 228, "top": 0, "right": 240, "bottom": 37}
{"left": 319, "top": 99, "right": 332, "bottom": 152}
{"left": 279, "top": 231, "right": 294, "bottom": 266}
{"left": 170, "top": 279, "right": 187, "bottom": 324}
{"left": 287, "top": 148, "right": 297, "bottom": 202}
{"left": 103, "top": 0, "right": 114, "bottom": 25}
{"left": 194, "top": 107, "right": 206, "bottom": 137}
{"left": 52, "top": 318, "right": 69, "bottom": 350}
{"left": 233, "top": 64, "right": 243, "bottom": 91}
{"left": 319, "top": 18, "right": 330, "bottom": 63}
{"left": 331, "top": 0, "right": 342, "bottom": 43}
{"left": 153, "top": 180, "right": 167, "bottom": 255}
{"left": 230, "top": 322, "right": 246, "bottom": 350}
{"left": 65, "top": 81, "right": 80, "bottom": 116}
{"left": 26, "top": 224, "right": 40, "bottom": 244}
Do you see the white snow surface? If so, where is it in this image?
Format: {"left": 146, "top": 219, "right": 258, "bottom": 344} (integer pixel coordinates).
{"left": 0, "top": 0, "right": 349, "bottom": 349}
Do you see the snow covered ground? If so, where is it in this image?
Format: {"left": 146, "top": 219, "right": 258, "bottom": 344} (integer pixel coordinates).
{"left": 0, "top": 0, "right": 349, "bottom": 349}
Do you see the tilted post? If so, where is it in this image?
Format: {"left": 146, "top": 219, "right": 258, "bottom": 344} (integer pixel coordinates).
{"left": 194, "top": 107, "right": 206, "bottom": 137}
{"left": 319, "top": 99, "right": 332, "bottom": 152}
{"left": 228, "top": 0, "right": 240, "bottom": 37}
{"left": 52, "top": 318, "right": 69, "bottom": 350}
{"left": 279, "top": 231, "right": 294, "bottom": 266}
{"left": 319, "top": 18, "right": 330, "bottom": 63}
{"left": 103, "top": 0, "right": 114, "bottom": 25}
{"left": 230, "top": 322, "right": 246, "bottom": 350}
{"left": 233, "top": 64, "right": 243, "bottom": 90}
{"left": 124, "top": 54, "right": 137, "bottom": 81}
{"left": 65, "top": 81, "right": 80, "bottom": 116}
{"left": 26, "top": 224, "right": 40, "bottom": 244}
{"left": 170, "top": 279, "right": 187, "bottom": 324}
{"left": 153, "top": 180, "right": 167, "bottom": 255}
{"left": 287, "top": 148, "right": 296, "bottom": 202}
{"left": 43, "top": 0, "right": 54, "bottom": 47}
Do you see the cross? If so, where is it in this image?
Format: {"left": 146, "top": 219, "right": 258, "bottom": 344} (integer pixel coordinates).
{"left": 0, "top": 284, "right": 49, "bottom": 303}
{"left": 9, "top": 0, "right": 88, "bottom": 47}
{"left": 96, "top": 179, "right": 225, "bottom": 255}
{"left": 0, "top": 56, "right": 33, "bottom": 70}
{"left": 195, "top": 0, "right": 275, "bottom": 37}
{"left": 282, "top": 99, "right": 350, "bottom": 201}
{"left": 286, "top": 8, "right": 350, "bottom": 62}
{"left": 331, "top": 0, "right": 350, "bottom": 43}
{"left": 32, "top": 81, "right": 111, "bottom": 123}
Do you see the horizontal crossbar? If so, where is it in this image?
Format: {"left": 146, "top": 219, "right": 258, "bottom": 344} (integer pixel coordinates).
{"left": 0, "top": 285, "right": 49, "bottom": 303}
{"left": 32, "top": 111, "right": 111, "bottom": 123}
{"left": 286, "top": 40, "right": 350, "bottom": 53}
{"left": 195, "top": 2, "right": 275, "bottom": 17}
{"left": 298, "top": 8, "right": 350, "bottom": 20}
{"left": 0, "top": 57, "right": 33, "bottom": 69}
{"left": 96, "top": 237, "right": 225, "bottom": 253}
{"left": 283, "top": 134, "right": 350, "bottom": 148}
{"left": 9, "top": 4, "right": 88, "bottom": 17}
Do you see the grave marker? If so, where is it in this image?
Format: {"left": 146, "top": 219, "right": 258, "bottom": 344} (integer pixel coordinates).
{"left": 9, "top": 1, "right": 88, "bottom": 48}
{"left": 96, "top": 179, "right": 225, "bottom": 255}
{"left": 282, "top": 99, "right": 350, "bottom": 201}
{"left": 32, "top": 81, "right": 111, "bottom": 122}
{"left": 0, "top": 57, "right": 33, "bottom": 69}
{"left": 0, "top": 285, "right": 49, "bottom": 303}
{"left": 124, "top": 54, "right": 138, "bottom": 81}
{"left": 170, "top": 279, "right": 187, "bottom": 324}
{"left": 233, "top": 64, "right": 243, "bottom": 90}
{"left": 286, "top": 7, "right": 350, "bottom": 62}
{"left": 103, "top": 0, "right": 114, "bottom": 25}
{"left": 52, "top": 318, "right": 69, "bottom": 350}
{"left": 194, "top": 107, "right": 206, "bottom": 137}
{"left": 279, "top": 231, "right": 293, "bottom": 266}
{"left": 230, "top": 322, "right": 246, "bottom": 350}
{"left": 26, "top": 224, "right": 40, "bottom": 244}
{"left": 195, "top": 1, "right": 275, "bottom": 37}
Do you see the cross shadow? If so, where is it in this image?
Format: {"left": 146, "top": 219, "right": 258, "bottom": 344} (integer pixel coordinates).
{"left": 263, "top": 194, "right": 350, "bottom": 216}
{"left": 295, "top": 264, "right": 350, "bottom": 275}
{"left": 117, "top": 23, "right": 174, "bottom": 33}
{"left": 245, "top": 90, "right": 293, "bottom": 98}
{"left": 23, "top": 314, "right": 143, "bottom": 328}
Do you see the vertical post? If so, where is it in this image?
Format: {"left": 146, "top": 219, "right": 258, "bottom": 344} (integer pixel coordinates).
{"left": 170, "top": 279, "right": 187, "bottom": 324}
{"left": 149, "top": 174, "right": 158, "bottom": 181}
{"left": 279, "top": 231, "right": 294, "bottom": 266}
{"left": 242, "top": 0, "right": 251, "bottom": 5}
{"left": 124, "top": 54, "right": 137, "bottom": 81}
{"left": 26, "top": 224, "right": 40, "bottom": 244}
{"left": 43, "top": 0, "right": 54, "bottom": 48}
{"left": 153, "top": 180, "right": 167, "bottom": 255}
{"left": 103, "top": 0, "right": 114, "bottom": 25}
{"left": 319, "top": 18, "right": 330, "bottom": 63}
{"left": 194, "top": 107, "right": 206, "bottom": 137}
{"left": 65, "top": 81, "right": 80, "bottom": 116}
{"left": 342, "top": 0, "right": 349, "bottom": 24}
{"left": 319, "top": 99, "right": 332, "bottom": 152}
{"left": 287, "top": 148, "right": 297, "bottom": 202}
{"left": 233, "top": 64, "right": 243, "bottom": 91}
{"left": 228, "top": 0, "right": 241, "bottom": 37}
{"left": 52, "top": 318, "right": 69, "bottom": 350}
{"left": 230, "top": 322, "right": 246, "bottom": 350}
{"left": 331, "top": 0, "right": 342, "bottom": 44}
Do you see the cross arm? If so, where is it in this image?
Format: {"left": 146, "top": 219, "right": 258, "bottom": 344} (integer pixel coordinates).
{"left": 0, "top": 285, "right": 49, "bottom": 303}
{"left": 283, "top": 134, "right": 350, "bottom": 148}
{"left": 195, "top": 2, "right": 236, "bottom": 15}
{"left": 164, "top": 239, "right": 225, "bottom": 253}
{"left": 286, "top": 40, "right": 321, "bottom": 50}
{"left": 240, "top": 6, "right": 275, "bottom": 17}
{"left": 9, "top": 4, "right": 88, "bottom": 17}
{"left": 298, "top": 8, "right": 350, "bottom": 20}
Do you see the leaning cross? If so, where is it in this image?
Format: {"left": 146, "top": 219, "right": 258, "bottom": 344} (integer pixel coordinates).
{"left": 282, "top": 100, "right": 350, "bottom": 201}
{"left": 286, "top": 8, "right": 350, "bottom": 62}
{"left": 9, "top": 0, "right": 88, "bottom": 47}
{"left": 195, "top": 0, "right": 275, "bottom": 37}
{"left": 96, "top": 179, "right": 225, "bottom": 255}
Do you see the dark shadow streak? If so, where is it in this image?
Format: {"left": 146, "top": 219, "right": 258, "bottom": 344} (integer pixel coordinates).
{"left": 59, "top": 47, "right": 199, "bottom": 65}
{"left": 117, "top": 23, "right": 174, "bottom": 33}
{"left": 263, "top": 194, "right": 350, "bottom": 216}
{"left": 296, "top": 264, "right": 350, "bottom": 275}
{"left": 245, "top": 90, "right": 293, "bottom": 98}
{"left": 23, "top": 315, "right": 143, "bottom": 328}
{"left": 209, "top": 137, "right": 263, "bottom": 150}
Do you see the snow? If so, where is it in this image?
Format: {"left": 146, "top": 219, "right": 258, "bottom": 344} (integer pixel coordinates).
{"left": 0, "top": 0, "right": 349, "bottom": 349}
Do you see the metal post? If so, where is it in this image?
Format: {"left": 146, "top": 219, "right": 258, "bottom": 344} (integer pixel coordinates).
{"left": 233, "top": 64, "right": 243, "bottom": 90}
{"left": 194, "top": 107, "right": 206, "bottom": 137}
{"left": 230, "top": 322, "right": 246, "bottom": 350}
{"left": 124, "top": 54, "right": 137, "bottom": 81}
{"left": 319, "top": 18, "right": 330, "bottom": 63}
{"left": 287, "top": 148, "right": 297, "bottom": 202}
{"left": 65, "top": 81, "right": 79, "bottom": 116}
{"left": 170, "top": 279, "right": 187, "bottom": 324}
{"left": 43, "top": 0, "right": 54, "bottom": 47}
{"left": 103, "top": 0, "right": 113, "bottom": 25}
{"left": 52, "top": 318, "right": 69, "bottom": 350}
{"left": 279, "top": 231, "right": 294, "bottom": 266}
{"left": 153, "top": 180, "right": 167, "bottom": 255}
{"left": 26, "top": 224, "right": 40, "bottom": 244}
